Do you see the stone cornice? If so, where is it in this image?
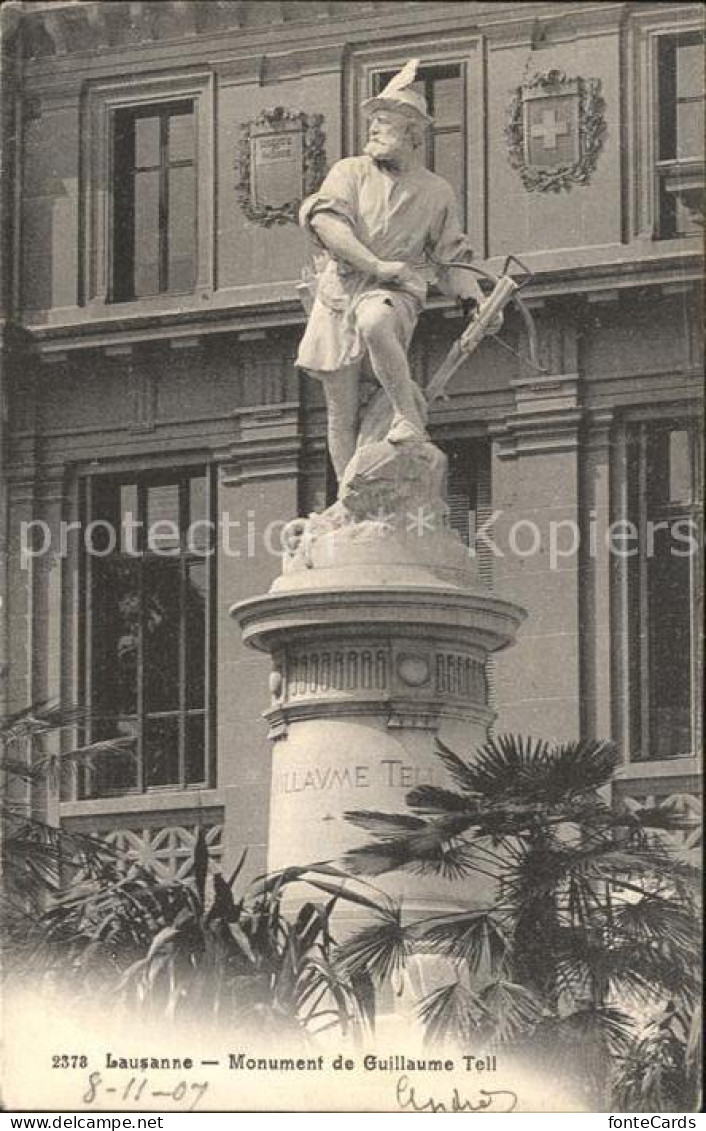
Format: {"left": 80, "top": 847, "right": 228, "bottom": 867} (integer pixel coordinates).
{"left": 233, "top": 587, "right": 526, "bottom": 656}
{"left": 492, "top": 370, "right": 583, "bottom": 459}
{"left": 484, "top": 1, "right": 627, "bottom": 48}
{"left": 59, "top": 788, "right": 225, "bottom": 821}
{"left": 17, "top": 1, "right": 470, "bottom": 71}
{"left": 218, "top": 404, "right": 301, "bottom": 486}
{"left": 217, "top": 42, "right": 346, "bottom": 86}
{"left": 17, "top": 1, "right": 688, "bottom": 77}
{"left": 492, "top": 408, "right": 584, "bottom": 459}
{"left": 17, "top": 247, "right": 703, "bottom": 357}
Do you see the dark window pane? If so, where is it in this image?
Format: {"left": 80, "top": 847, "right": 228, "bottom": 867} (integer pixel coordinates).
{"left": 90, "top": 479, "right": 120, "bottom": 550}
{"left": 185, "top": 562, "right": 206, "bottom": 709}
{"left": 188, "top": 475, "right": 210, "bottom": 550}
{"left": 93, "top": 556, "right": 140, "bottom": 716}
{"left": 433, "top": 130, "right": 464, "bottom": 211}
{"left": 168, "top": 164, "right": 196, "bottom": 292}
{"left": 648, "top": 527, "right": 692, "bottom": 757}
{"left": 443, "top": 444, "right": 477, "bottom": 546}
{"left": 84, "top": 469, "right": 212, "bottom": 797}
{"left": 145, "top": 715, "right": 180, "bottom": 787}
{"left": 646, "top": 429, "right": 670, "bottom": 507}
{"left": 135, "top": 115, "right": 160, "bottom": 168}
{"left": 628, "top": 423, "right": 699, "bottom": 761}
{"left": 186, "top": 713, "right": 206, "bottom": 785}
{"left": 169, "top": 110, "right": 195, "bottom": 163}
{"left": 86, "top": 717, "right": 139, "bottom": 796}
{"left": 432, "top": 76, "right": 462, "bottom": 127}
{"left": 133, "top": 168, "right": 160, "bottom": 297}
{"left": 658, "top": 39, "right": 677, "bottom": 161}
{"left": 113, "top": 101, "right": 197, "bottom": 301}
{"left": 143, "top": 561, "right": 181, "bottom": 713}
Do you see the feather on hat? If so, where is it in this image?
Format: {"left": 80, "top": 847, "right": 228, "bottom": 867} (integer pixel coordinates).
{"left": 361, "top": 59, "right": 433, "bottom": 125}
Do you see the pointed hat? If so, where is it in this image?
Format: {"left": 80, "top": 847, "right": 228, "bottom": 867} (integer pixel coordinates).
{"left": 361, "top": 59, "right": 433, "bottom": 125}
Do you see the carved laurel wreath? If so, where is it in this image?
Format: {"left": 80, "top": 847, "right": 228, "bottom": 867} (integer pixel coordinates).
{"left": 237, "top": 106, "right": 326, "bottom": 226}
{"left": 506, "top": 69, "right": 607, "bottom": 193}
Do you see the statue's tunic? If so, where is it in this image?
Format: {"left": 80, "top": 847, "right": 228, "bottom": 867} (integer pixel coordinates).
{"left": 296, "top": 155, "right": 477, "bottom": 375}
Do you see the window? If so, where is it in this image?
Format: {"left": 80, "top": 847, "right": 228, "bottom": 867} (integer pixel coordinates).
{"left": 656, "top": 33, "right": 705, "bottom": 237}
{"left": 84, "top": 72, "right": 213, "bottom": 307}
{"left": 626, "top": 421, "right": 702, "bottom": 760}
{"left": 353, "top": 39, "right": 484, "bottom": 253}
{"left": 80, "top": 469, "right": 215, "bottom": 797}
{"left": 374, "top": 64, "right": 466, "bottom": 219}
{"left": 442, "top": 440, "right": 488, "bottom": 546}
{"left": 112, "top": 102, "right": 197, "bottom": 301}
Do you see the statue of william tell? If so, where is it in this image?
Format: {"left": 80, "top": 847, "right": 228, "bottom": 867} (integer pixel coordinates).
{"left": 296, "top": 59, "right": 489, "bottom": 483}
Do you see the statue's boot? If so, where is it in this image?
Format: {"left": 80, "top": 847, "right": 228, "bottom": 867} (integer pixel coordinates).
{"left": 386, "top": 416, "right": 430, "bottom": 445}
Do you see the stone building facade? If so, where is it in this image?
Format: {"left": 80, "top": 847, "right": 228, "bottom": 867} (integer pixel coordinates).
{"left": 0, "top": 0, "right": 702, "bottom": 884}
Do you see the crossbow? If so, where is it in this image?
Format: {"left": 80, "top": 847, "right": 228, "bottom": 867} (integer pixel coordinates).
{"left": 425, "top": 253, "right": 545, "bottom": 405}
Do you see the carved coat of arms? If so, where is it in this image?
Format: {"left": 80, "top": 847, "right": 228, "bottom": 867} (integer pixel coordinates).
{"left": 506, "top": 69, "right": 606, "bottom": 192}
{"left": 237, "top": 106, "right": 326, "bottom": 226}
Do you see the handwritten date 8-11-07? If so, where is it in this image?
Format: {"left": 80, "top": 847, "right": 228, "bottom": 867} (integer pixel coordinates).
{"left": 83, "top": 1072, "right": 209, "bottom": 1112}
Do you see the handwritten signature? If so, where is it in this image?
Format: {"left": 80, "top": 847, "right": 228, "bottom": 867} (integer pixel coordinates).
{"left": 396, "top": 1075, "right": 518, "bottom": 1113}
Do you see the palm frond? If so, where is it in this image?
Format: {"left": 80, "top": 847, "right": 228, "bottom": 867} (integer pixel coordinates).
{"left": 533, "top": 1005, "right": 635, "bottom": 1056}
{"left": 406, "top": 838, "right": 497, "bottom": 882}
{"left": 416, "top": 909, "right": 509, "bottom": 974}
{"left": 434, "top": 739, "right": 484, "bottom": 793}
{"left": 341, "top": 821, "right": 483, "bottom": 879}
{"left": 0, "top": 701, "right": 89, "bottom": 741}
{"left": 32, "top": 737, "right": 136, "bottom": 784}
{"left": 465, "top": 735, "right": 618, "bottom": 803}
{"left": 343, "top": 810, "right": 427, "bottom": 837}
{"left": 613, "top": 896, "right": 700, "bottom": 959}
{"left": 613, "top": 1008, "right": 699, "bottom": 1113}
{"left": 418, "top": 981, "right": 489, "bottom": 1046}
{"left": 477, "top": 980, "right": 544, "bottom": 1043}
{"left": 405, "top": 784, "right": 481, "bottom": 815}
{"left": 335, "top": 907, "right": 410, "bottom": 984}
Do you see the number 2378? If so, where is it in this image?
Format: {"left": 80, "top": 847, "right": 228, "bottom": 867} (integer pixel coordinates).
{"left": 52, "top": 1055, "right": 89, "bottom": 1069}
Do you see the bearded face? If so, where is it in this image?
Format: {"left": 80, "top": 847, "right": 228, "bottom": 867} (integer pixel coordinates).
{"left": 363, "top": 110, "right": 415, "bottom": 167}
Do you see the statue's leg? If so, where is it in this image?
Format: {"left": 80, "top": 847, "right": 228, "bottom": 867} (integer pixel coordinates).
{"left": 355, "top": 296, "right": 428, "bottom": 442}
{"left": 321, "top": 364, "right": 360, "bottom": 482}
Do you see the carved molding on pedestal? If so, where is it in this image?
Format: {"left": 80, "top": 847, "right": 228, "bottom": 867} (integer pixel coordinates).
{"left": 235, "top": 588, "right": 521, "bottom": 742}
{"left": 269, "top": 641, "right": 488, "bottom": 711}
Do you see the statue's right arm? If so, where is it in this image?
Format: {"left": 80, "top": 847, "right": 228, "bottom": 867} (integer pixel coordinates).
{"left": 309, "top": 213, "right": 384, "bottom": 276}
{"left": 310, "top": 214, "right": 413, "bottom": 287}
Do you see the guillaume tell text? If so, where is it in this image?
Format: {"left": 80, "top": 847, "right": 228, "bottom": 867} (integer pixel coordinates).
{"left": 273, "top": 760, "right": 440, "bottom": 795}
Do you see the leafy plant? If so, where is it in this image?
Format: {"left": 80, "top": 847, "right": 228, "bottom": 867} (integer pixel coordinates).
{"left": 13, "top": 845, "right": 378, "bottom": 1038}
{"left": 1, "top": 702, "right": 377, "bottom": 1040}
{"left": 0, "top": 702, "right": 133, "bottom": 915}
{"left": 336, "top": 735, "right": 701, "bottom": 1109}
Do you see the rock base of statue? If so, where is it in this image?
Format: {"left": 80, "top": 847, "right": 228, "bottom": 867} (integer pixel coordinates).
{"left": 231, "top": 402, "right": 525, "bottom": 930}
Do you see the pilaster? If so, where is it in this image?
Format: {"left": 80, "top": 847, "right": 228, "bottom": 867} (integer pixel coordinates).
{"left": 490, "top": 314, "right": 584, "bottom": 740}
{"left": 216, "top": 401, "right": 302, "bottom": 881}
{"left": 579, "top": 408, "right": 614, "bottom": 742}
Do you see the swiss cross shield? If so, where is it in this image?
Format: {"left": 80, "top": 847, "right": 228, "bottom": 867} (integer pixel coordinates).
{"left": 506, "top": 69, "right": 607, "bottom": 192}
{"left": 523, "top": 81, "right": 580, "bottom": 169}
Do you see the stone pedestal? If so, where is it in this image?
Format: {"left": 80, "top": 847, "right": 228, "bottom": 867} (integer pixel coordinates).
{"left": 231, "top": 433, "right": 525, "bottom": 922}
